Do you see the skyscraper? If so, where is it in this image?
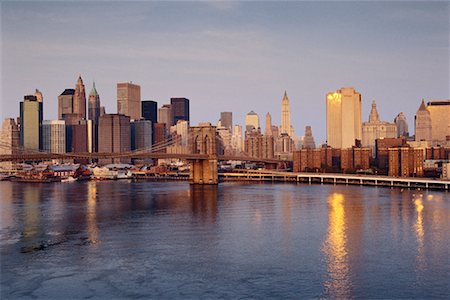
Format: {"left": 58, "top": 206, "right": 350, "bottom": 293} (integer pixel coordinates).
{"left": 142, "top": 100, "right": 158, "bottom": 124}
{"left": 88, "top": 82, "right": 101, "bottom": 152}
{"left": 117, "top": 82, "right": 141, "bottom": 120}
{"left": 302, "top": 126, "right": 316, "bottom": 149}
{"left": 170, "top": 98, "right": 190, "bottom": 124}
{"left": 58, "top": 89, "right": 75, "bottom": 120}
{"left": 265, "top": 112, "right": 273, "bottom": 136}
{"left": 0, "top": 118, "right": 20, "bottom": 155}
{"left": 220, "top": 112, "right": 232, "bottom": 130}
{"left": 131, "top": 119, "right": 152, "bottom": 151}
{"left": 20, "top": 95, "right": 43, "bottom": 150}
{"left": 158, "top": 104, "right": 173, "bottom": 127}
{"left": 245, "top": 111, "right": 259, "bottom": 132}
{"left": 427, "top": 100, "right": 450, "bottom": 142}
{"left": 362, "top": 100, "right": 397, "bottom": 153}
{"left": 0, "top": 118, "right": 19, "bottom": 168}
{"left": 34, "top": 89, "right": 43, "bottom": 102}
{"left": 73, "top": 76, "right": 86, "bottom": 119}
{"left": 88, "top": 82, "right": 101, "bottom": 124}
{"left": 231, "top": 125, "right": 243, "bottom": 154}
{"left": 42, "top": 120, "right": 66, "bottom": 154}
{"left": 281, "top": 91, "right": 292, "bottom": 136}
{"left": 394, "top": 112, "right": 409, "bottom": 137}
{"left": 414, "top": 99, "right": 432, "bottom": 142}
{"left": 326, "top": 87, "right": 362, "bottom": 149}
{"left": 98, "top": 114, "right": 131, "bottom": 164}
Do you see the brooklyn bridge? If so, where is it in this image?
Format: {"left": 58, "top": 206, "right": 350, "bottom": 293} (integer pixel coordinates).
{"left": 0, "top": 125, "right": 286, "bottom": 184}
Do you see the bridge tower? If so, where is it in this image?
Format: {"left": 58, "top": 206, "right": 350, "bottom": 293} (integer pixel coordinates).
{"left": 189, "top": 125, "right": 218, "bottom": 184}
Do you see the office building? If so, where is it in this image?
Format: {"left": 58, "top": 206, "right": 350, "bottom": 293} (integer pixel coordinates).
{"left": 245, "top": 111, "right": 259, "bottom": 132}
{"left": 302, "top": 126, "right": 316, "bottom": 149}
{"left": 394, "top": 112, "right": 409, "bottom": 137}
{"left": 117, "top": 82, "right": 141, "bottom": 120}
{"left": 0, "top": 118, "right": 19, "bottom": 168}
{"left": 362, "top": 100, "right": 397, "bottom": 154}
{"left": 231, "top": 125, "right": 243, "bottom": 154}
{"left": 170, "top": 98, "right": 190, "bottom": 124}
{"left": 34, "top": 89, "right": 43, "bottom": 102}
{"left": 131, "top": 119, "right": 152, "bottom": 151}
{"left": 58, "top": 89, "right": 75, "bottom": 120}
{"left": 170, "top": 120, "right": 189, "bottom": 146}
{"left": 153, "top": 123, "right": 167, "bottom": 152}
{"left": 98, "top": 114, "right": 131, "bottom": 164}
{"left": 427, "top": 100, "right": 450, "bottom": 142}
{"left": 158, "top": 104, "right": 173, "bottom": 127}
{"left": 88, "top": 82, "right": 101, "bottom": 152}
{"left": 265, "top": 112, "right": 273, "bottom": 136}
{"left": 281, "top": 91, "right": 294, "bottom": 136}
{"left": 73, "top": 76, "right": 86, "bottom": 120}
{"left": 415, "top": 99, "right": 432, "bottom": 142}
{"left": 42, "top": 120, "right": 66, "bottom": 154}
{"left": 326, "top": 87, "right": 362, "bottom": 148}
{"left": 88, "top": 82, "right": 101, "bottom": 124}
{"left": 0, "top": 118, "right": 20, "bottom": 154}
{"left": 142, "top": 100, "right": 158, "bottom": 135}
{"left": 20, "top": 95, "right": 43, "bottom": 150}
{"left": 220, "top": 112, "right": 232, "bottom": 130}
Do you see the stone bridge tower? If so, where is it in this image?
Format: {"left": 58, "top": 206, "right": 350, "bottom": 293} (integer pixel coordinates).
{"left": 189, "top": 124, "right": 219, "bottom": 184}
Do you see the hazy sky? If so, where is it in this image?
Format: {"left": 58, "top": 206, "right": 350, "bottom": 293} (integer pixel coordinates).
{"left": 1, "top": 1, "right": 449, "bottom": 143}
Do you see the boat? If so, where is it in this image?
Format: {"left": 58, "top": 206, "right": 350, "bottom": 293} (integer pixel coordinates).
{"left": 61, "top": 176, "right": 77, "bottom": 183}
{"left": 10, "top": 166, "right": 61, "bottom": 183}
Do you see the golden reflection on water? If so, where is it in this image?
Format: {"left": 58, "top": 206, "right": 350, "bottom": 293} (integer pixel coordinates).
{"left": 87, "top": 181, "right": 99, "bottom": 245}
{"left": 323, "top": 193, "right": 351, "bottom": 298}
{"left": 23, "top": 186, "right": 41, "bottom": 238}
{"left": 414, "top": 194, "right": 426, "bottom": 272}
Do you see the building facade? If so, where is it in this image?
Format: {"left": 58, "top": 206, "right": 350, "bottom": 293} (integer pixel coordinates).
{"left": 20, "top": 95, "right": 43, "bottom": 150}
{"left": 0, "top": 118, "right": 20, "bottom": 164}
{"left": 394, "top": 112, "right": 409, "bottom": 137}
{"left": 362, "top": 100, "right": 397, "bottom": 154}
{"left": 98, "top": 114, "right": 131, "bottom": 164}
{"left": 388, "top": 147, "right": 424, "bottom": 177}
{"left": 427, "top": 100, "right": 450, "bottom": 142}
{"left": 131, "top": 119, "right": 152, "bottom": 151}
{"left": 302, "top": 126, "right": 316, "bottom": 149}
{"left": 73, "top": 76, "right": 86, "bottom": 120}
{"left": 245, "top": 111, "right": 259, "bottom": 132}
{"left": 326, "top": 87, "right": 362, "bottom": 149}
{"left": 415, "top": 99, "right": 432, "bottom": 142}
{"left": 42, "top": 120, "right": 66, "bottom": 154}
{"left": 158, "top": 104, "right": 173, "bottom": 127}
{"left": 281, "top": 91, "right": 293, "bottom": 136}
{"left": 58, "top": 89, "right": 75, "bottom": 120}
{"left": 220, "top": 112, "right": 232, "bottom": 130}
{"left": 170, "top": 98, "right": 190, "bottom": 124}
{"left": 117, "top": 82, "right": 141, "bottom": 120}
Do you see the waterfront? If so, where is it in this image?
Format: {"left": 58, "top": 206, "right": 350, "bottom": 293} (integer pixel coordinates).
{"left": 1, "top": 181, "right": 449, "bottom": 299}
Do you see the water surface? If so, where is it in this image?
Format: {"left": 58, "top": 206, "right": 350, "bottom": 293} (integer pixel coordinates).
{"left": 1, "top": 181, "right": 449, "bottom": 298}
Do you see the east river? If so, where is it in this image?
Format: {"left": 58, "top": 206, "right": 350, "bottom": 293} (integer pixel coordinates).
{"left": 1, "top": 181, "right": 449, "bottom": 299}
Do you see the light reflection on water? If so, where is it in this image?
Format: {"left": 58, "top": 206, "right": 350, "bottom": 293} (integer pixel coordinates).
{"left": 0, "top": 181, "right": 449, "bottom": 299}
{"left": 322, "top": 193, "right": 352, "bottom": 298}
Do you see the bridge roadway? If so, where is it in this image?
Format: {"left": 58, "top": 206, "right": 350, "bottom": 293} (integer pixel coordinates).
{"left": 221, "top": 169, "right": 450, "bottom": 190}
{"left": 0, "top": 152, "right": 284, "bottom": 164}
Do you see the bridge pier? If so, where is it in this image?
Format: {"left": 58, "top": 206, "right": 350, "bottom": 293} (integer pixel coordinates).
{"left": 189, "top": 159, "right": 218, "bottom": 185}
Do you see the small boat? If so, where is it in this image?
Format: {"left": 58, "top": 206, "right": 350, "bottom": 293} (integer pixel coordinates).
{"left": 61, "top": 176, "right": 77, "bottom": 183}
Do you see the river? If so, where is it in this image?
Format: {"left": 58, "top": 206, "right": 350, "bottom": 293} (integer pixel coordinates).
{"left": 1, "top": 181, "right": 448, "bottom": 298}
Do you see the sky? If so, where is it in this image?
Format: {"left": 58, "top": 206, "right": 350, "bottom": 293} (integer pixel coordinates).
{"left": 1, "top": 0, "right": 449, "bottom": 143}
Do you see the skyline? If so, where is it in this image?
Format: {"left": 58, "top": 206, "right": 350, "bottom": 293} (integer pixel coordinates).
{"left": 1, "top": 1, "right": 449, "bottom": 143}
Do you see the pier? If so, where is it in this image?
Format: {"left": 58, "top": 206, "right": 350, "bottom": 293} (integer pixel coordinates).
{"left": 220, "top": 170, "right": 450, "bottom": 191}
